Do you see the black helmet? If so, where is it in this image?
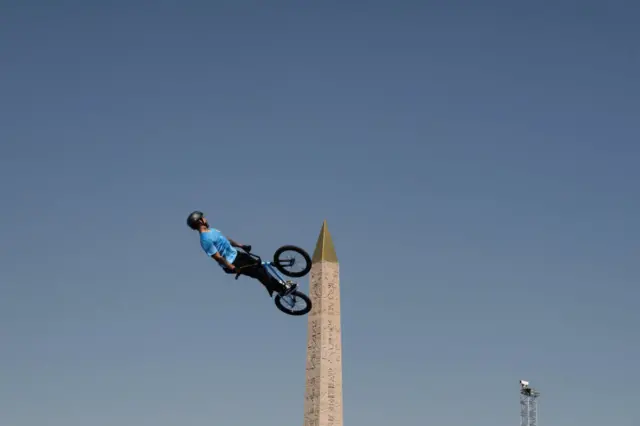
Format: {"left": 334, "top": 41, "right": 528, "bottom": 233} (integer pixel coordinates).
{"left": 187, "top": 211, "right": 204, "bottom": 230}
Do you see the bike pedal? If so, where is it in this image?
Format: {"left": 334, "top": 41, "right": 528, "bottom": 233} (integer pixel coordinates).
{"left": 282, "top": 282, "right": 297, "bottom": 296}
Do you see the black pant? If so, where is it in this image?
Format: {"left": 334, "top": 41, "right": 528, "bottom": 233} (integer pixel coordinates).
{"left": 228, "top": 251, "right": 281, "bottom": 295}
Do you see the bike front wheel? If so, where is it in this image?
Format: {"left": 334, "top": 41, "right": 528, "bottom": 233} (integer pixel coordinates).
{"left": 274, "top": 290, "right": 312, "bottom": 316}
{"left": 273, "top": 245, "right": 312, "bottom": 278}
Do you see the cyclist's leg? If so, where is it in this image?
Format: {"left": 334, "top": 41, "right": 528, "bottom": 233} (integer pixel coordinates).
{"left": 232, "top": 252, "right": 281, "bottom": 294}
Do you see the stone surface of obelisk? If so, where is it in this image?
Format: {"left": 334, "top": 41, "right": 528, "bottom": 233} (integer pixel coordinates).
{"left": 303, "top": 221, "right": 343, "bottom": 426}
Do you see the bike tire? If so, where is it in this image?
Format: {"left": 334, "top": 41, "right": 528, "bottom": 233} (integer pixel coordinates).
{"left": 273, "top": 245, "right": 312, "bottom": 278}
{"left": 274, "top": 290, "right": 313, "bottom": 316}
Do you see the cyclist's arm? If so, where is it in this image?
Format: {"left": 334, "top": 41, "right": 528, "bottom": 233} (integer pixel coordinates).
{"left": 228, "top": 238, "right": 244, "bottom": 248}
{"left": 212, "top": 252, "right": 234, "bottom": 269}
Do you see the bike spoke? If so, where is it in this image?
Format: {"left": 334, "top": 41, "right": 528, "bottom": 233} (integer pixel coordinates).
{"left": 278, "top": 251, "right": 306, "bottom": 274}
{"left": 281, "top": 295, "right": 306, "bottom": 311}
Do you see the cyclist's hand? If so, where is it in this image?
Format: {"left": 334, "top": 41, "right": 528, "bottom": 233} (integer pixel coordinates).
{"left": 227, "top": 264, "right": 236, "bottom": 272}
{"left": 242, "top": 244, "right": 252, "bottom": 252}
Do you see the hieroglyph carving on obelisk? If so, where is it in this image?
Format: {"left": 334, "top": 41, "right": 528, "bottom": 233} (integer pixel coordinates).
{"left": 303, "top": 220, "right": 343, "bottom": 426}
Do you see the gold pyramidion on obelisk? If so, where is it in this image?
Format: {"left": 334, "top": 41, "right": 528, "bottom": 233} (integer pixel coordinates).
{"left": 303, "top": 220, "right": 343, "bottom": 426}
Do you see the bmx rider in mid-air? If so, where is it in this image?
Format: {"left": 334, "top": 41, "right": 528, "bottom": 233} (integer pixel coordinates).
{"left": 186, "top": 211, "right": 296, "bottom": 296}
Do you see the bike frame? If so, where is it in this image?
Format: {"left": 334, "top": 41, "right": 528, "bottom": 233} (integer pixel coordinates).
{"left": 234, "top": 248, "right": 310, "bottom": 314}
{"left": 235, "top": 251, "right": 295, "bottom": 285}
{"left": 262, "top": 261, "right": 288, "bottom": 284}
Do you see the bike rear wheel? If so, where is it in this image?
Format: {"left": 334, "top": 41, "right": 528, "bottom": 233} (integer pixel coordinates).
{"left": 274, "top": 290, "right": 312, "bottom": 316}
{"left": 273, "top": 245, "right": 312, "bottom": 278}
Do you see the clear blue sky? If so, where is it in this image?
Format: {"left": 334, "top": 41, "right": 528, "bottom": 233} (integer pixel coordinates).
{"left": 1, "top": 1, "right": 639, "bottom": 425}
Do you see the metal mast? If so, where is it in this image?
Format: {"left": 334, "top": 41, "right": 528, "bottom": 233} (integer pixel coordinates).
{"left": 519, "top": 380, "right": 540, "bottom": 426}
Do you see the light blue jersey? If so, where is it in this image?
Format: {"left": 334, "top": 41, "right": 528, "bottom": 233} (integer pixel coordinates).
{"left": 200, "top": 228, "right": 237, "bottom": 268}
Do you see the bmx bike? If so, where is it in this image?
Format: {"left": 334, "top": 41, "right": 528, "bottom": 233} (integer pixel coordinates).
{"left": 234, "top": 245, "right": 313, "bottom": 316}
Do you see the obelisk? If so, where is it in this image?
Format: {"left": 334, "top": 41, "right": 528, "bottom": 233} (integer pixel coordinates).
{"left": 303, "top": 220, "right": 343, "bottom": 426}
